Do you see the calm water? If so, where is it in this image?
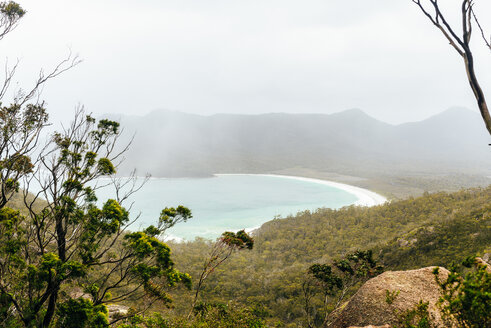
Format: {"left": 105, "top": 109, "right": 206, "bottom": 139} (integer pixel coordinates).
{"left": 95, "top": 175, "right": 358, "bottom": 240}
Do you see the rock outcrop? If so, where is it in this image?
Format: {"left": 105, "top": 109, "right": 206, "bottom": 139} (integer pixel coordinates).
{"left": 107, "top": 304, "right": 129, "bottom": 321}
{"left": 475, "top": 256, "right": 491, "bottom": 273}
{"left": 329, "top": 266, "right": 451, "bottom": 328}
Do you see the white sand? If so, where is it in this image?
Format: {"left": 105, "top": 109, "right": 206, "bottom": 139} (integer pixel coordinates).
{"left": 215, "top": 173, "right": 387, "bottom": 207}
{"left": 164, "top": 173, "right": 388, "bottom": 242}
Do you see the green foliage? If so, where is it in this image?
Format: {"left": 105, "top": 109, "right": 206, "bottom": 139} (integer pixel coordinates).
{"left": 0, "top": 1, "right": 25, "bottom": 19}
{"left": 0, "top": 154, "right": 34, "bottom": 174}
{"left": 78, "top": 199, "right": 130, "bottom": 264}
{"left": 385, "top": 289, "right": 400, "bottom": 305}
{"left": 27, "top": 253, "right": 86, "bottom": 288}
{"left": 0, "top": 3, "right": 192, "bottom": 327}
{"left": 97, "top": 157, "right": 116, "bottom": 175}
{"left": 0, "top": 102, "right": 48, "bottom": 208}
{"left": 101, "top": 199, "right": 130, "bottom": 232}
{"left": 379, "top": 201, "right": 491, "bottom": 270}
{"left": 56, "top": 298, "right": 108, "bottom": 328}
{"left": 97, "top": 119, "right": 120, "bottom": 134}
{"left": 0, "top": 291, "right": 18, "bottom": 327}
{"left": 333, "top": 250, "right": 383, "bottom": 279}
{"left": 159, "top": 206, "right": 192, "bottom": 231}
{"left": 191, "top": 302, "right": 266, "bottom": 328}
{"left": 304, "top": 250, "right": 383, "bottom": 327}
{"left": 308, "top": 264, "right": 342, "bottom": 292}
{"left": 0, "top": 207, "right": 26, "bottom": 309}
{"left": 189, "top": 230, "right": 255, "bottom": 315}
{"left": 434, "top": 257, "right": 491, "bottom": 327}
{"left": 385, "top": 290, "right": 435, "bottom": 328}
{"left": 395, "top": 301, "right": 434, "bottom": 328}
{"left": 117, "top": 302, "right": 266, "bottom": 328}
{"left": 0, "top": 206, "right": 23, "bottom": 235}
{"left": 220, "top": 229, "right": 254, "bottom": 250}
{"left": 123, "top": 230, "right": 192, "bottom": 305}
{"left": 0, "top": 110, "right": 192, "bottom": 327}
{"left": 165, "top": 187, "right": 490, "bottom": 326}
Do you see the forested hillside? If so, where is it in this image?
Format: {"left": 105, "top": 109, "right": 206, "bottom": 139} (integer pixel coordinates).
{"left": 160, "top": 186, "right": 491, "bottom": 326}
{"left": 4, "top": 167, "right": 490, "bottom": 326}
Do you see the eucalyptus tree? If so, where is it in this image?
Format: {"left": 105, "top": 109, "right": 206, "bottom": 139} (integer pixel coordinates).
{"left": 0, "top": 1, "right": 79, "bottom": 209}
{"left": 0, "top": 109, "right": 193, "bottom": 328}
{"left": 190, "top": 230, "right": 254, "bottom": 317}
{"left": 302, "top": 250, "right": 383, "bottom": 327}
{"left": 411, "top": 0, "right": 491, "bottom": 136}
{"left": 0, "top": 2, "right": 193, "bottom": 327}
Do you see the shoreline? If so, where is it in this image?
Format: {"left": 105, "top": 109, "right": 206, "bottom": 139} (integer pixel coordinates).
{"left": 114, "top": 173, "right": 388, "bottom": 242}
{"left": 157, "top": 173, "right": 388, "bottom": 243}
{"left": 215, "top": 173, "right": 387, "bottom": 207}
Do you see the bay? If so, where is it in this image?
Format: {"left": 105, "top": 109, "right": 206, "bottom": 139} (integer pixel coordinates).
{"left": 95, "top": 174, "right": 360, "bottom": 240}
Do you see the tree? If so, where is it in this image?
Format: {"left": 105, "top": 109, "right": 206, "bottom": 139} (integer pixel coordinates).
{"left": 0, "top": 109, "right": 193, "bottom": 327}
{"left": 189, "top": 230, "right": 254, "bottom": 317}
{"left": 0, "top": 2, "right": 193, "bottom": 327}
{"left": 0, "top": 1, "right": 24, "bottom": 40}
{"left": 302, "top": 250, "right": 383, "bottom": 327}
{"left": 116, "top": 302, "right": 266, "bottom": 328}
{"left": 0, "top": 1, "right": 79, "bottom": 210}
{"left": 411, "top": 0, "right": 491, "bottom": 136}
{"left": 434, "top": 256, "right": 490, "bottom": 327}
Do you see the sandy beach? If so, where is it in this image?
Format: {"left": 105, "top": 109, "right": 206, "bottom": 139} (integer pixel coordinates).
{"left": 216, "top": 173, "right": 387, "bottom": 207}
{"left": 155, "top": 173, "right": 388, "bottom": 242}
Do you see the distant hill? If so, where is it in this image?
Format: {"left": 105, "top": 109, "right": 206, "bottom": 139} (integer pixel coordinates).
{"left": 104, "top": 107, "right": 491, "bottom": 180}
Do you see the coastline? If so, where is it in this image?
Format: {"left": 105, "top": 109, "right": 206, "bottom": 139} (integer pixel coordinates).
{"left": 215, "top": 173, "right": 387, "bottom": 207}
{"left": 112, "top": 173, "right": 388, "bottom": 242}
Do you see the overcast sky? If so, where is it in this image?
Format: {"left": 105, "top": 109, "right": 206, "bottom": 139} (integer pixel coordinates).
{"left": 2, "top": 0, "right": 491, "bottom": 124}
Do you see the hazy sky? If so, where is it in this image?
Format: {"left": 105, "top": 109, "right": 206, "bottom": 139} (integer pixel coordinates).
{"left": 2, "top": 0, "right": 491, "bottom": 124}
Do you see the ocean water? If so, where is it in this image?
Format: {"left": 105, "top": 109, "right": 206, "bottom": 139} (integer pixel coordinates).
{"left": 95, "top": 174, "right": 358, "bottom": 240}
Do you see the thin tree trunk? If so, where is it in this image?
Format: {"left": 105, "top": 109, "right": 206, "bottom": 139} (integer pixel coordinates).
{"left": 412, "top": 0, "right": 491, "bottom": 137}
{"left": 41, "top": 213, "right": 66, "bottom": 327}
{"left": 463, "top": 51, "right": 491, "bottom": 136}
{"left": 41, "top": 287, "right": 58, "bottom": 328}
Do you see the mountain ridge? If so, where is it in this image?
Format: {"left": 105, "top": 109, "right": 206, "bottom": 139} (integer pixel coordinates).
{"left": 104, "top": 107, "right": 491, "bottom": 182}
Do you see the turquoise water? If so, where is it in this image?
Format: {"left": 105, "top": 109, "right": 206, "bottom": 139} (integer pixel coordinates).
{"left": 95, "top": 175, "right": 358, "bottom": 240}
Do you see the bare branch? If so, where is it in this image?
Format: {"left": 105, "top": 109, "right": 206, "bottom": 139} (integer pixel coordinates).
{"left": 471, "top": 7, "right": 491, "bottom": 50}
{"left": 411, "top": 0, "right": 465, "bottom": 56}
{"left": 15, "top": 50, "right": 82, "bottom": 106}
{"left": 111, "top": 169, "right": 149, "bottom": 205}
{"left": 411, "top": 0, "right": 491, "bottom": 135}
{"left": 0, "top": 58, "right": 19, "bottom": 99}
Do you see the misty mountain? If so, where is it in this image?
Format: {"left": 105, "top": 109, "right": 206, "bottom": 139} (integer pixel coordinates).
{"left": 105, "top": 107, "right": 491, "bottom": 178}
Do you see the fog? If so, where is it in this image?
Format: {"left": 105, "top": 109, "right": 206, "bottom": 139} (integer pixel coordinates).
{"left": 1, "top": 0, "right": 491, "bottom": 125}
